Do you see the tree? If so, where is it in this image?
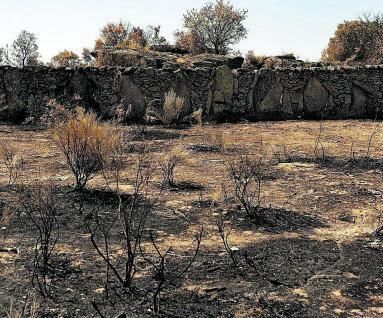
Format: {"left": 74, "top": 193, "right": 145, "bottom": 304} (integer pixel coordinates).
{"left": 51, "top": 50, "right": 80, "bottom": 68}
{"left": 91, "top": 22, "right": 131, "bottom": 67}
{"left": 3, "top": 30, "right": 40, "bottom": 67}
{"left": 145, "top": 25, "right": 168, "bottom": 47}
{"left": 116, "top": 25, "right": 168, "bottom": 49}
{"left": 81, "top": 48, "right": 94, "bottom": 65}
{"left": 92, "top": 21, "right": 168, "bottom": 66}
{"left": 322, "top": 13, "right": 383, "bottom": 65}
{"left": 98, "top": 21, "right": 131, "bottom": 48}
{"left": 180, "top": 0, "right": 248, "bottom": 55}
{"left": 174, "top": 30, "right": 207, "bottom": 54}
{"left": 125, "top": 26, "right": 146, "bottom": 49}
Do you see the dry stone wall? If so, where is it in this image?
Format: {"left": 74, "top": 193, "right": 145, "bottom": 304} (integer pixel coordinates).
{"left": 0, "top": 64, "right": 382, "bottom": 123}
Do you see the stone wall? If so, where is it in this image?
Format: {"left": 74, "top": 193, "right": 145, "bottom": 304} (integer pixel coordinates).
{"left": 0, "top": 65, "right": 382, "bottom": 123}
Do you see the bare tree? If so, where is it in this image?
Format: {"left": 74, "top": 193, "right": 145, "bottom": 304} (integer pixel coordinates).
{"left": 86, "top": 153, "right": 157, "bottom": 294}
{"left": 3, "top": 30, "right": 40, "bottom": 67}
{"left": 181, "top": 0, "right": 248, "bottom": 55}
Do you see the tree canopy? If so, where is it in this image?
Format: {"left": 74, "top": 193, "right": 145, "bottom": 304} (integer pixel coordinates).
{"left": 322, "top": 13, "right": 383, "bottom": 65}
{"left": 176, "top": 0, "right": 248, "bottom": 55}
{"left": 51, "top": 50, "right": 81, "bottom": 68}
{"left": 1, "top": 30, "right": 40, "bottom": 67}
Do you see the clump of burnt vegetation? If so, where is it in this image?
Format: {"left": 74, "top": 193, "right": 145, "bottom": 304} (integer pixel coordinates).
{"left": 19, "top": 183, "right": 60, "bottom": 299}
{"left": 160, "top": 146, "right": 188, "bottom": 187}
{"left": 225, "top": 155, "right": 271, "bottom": 221}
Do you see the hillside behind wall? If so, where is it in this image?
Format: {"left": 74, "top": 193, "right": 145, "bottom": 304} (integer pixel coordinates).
{"left": 0, "top": 65, "right": 383, "bottom": 122}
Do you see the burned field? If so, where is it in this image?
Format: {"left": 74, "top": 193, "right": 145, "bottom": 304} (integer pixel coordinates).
{"left": 1, "top": 120, "right": 383, "bottom": 318}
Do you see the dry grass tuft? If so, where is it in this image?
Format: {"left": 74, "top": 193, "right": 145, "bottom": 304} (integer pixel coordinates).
{"left": 157, "top": 89, "right": 187, "bottom": 127}
{"left": 0, "top": 141, "right": 25, "bottom": 185}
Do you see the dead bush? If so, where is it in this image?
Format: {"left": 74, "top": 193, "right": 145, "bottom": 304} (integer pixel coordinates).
{"left": 87, "top": 153, "right": 154, "bottom": 295}
{"left": 273, "top": 143, "right": 292, "bottom": 163}
{"left": 314, "top": 116, "right": 325, "bottom": 160}
{"left": 0, "top": 141, "right": 25, "bottom": 185}
{"left": 226, "top": 155, "right": 270, "bottom": 220}
{"left": 141, "top": 229, "right": 203, "bottom": 315}
{"left": 19, "top": 184, "right": 60, "bottom": 298}
{"left": 1, "top": 205, "right": 15, "bottom": 225}
{"left": 156, "top": 89, "right": 187, "bottom": 127}
{"left": 52, "top": 108, "right": 123, "bottom": 190}
{"left": 262, "top": 58, "right": 279, "bottom": 69}
{"left": 191, "top": 108, "right": 203, "bottom": 126}
{"left": 160, "top": 146, "right": 187, "bottom": 187}
{"left": 87, "top": 150, "right": 203, "bottom": 316}
{"left": 217, "top": 211, "right": 239, "bottom": 267}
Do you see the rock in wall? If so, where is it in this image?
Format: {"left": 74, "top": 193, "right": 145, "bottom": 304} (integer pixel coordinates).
{"left": 0, "top": 65, "right": 382, "bottom": 123}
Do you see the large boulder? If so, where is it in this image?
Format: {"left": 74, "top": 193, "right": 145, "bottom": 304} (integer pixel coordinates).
{"left": 210, "top": 66, "right": 234, "bottom": 117}
{"left": 120, "top": 75, "right": 147, "bottom": 121}
{"left": 349, "top": 85, "right": 368, "bottom": 118}
{"left": 258, "top": 82, "right": 283, "bottom": 119}
{"left": 304, "top": 77, "right": 329, "bottom": 117}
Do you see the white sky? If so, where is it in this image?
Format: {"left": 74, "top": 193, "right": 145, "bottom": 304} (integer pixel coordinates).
{"left": 0, "top": 0, "right": 382, "bottom": 62}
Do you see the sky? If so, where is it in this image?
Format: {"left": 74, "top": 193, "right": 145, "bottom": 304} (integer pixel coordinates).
{"left": 0, "top": 0, "right": 382, "bottom": 62}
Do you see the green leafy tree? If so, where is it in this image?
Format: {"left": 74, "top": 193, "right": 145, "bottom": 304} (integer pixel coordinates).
{"left": 3, "top": 30, "right": 40, "bottom": 67}
{"left": 180, "top": 0, "right": 248, "bottom": 55}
